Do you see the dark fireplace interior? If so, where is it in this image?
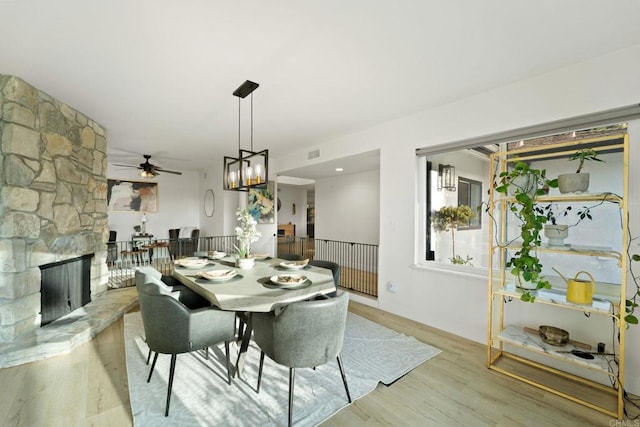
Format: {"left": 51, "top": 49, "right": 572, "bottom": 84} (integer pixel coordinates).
{"left": 39, "top": 254, "right": 94, "bottom": 326}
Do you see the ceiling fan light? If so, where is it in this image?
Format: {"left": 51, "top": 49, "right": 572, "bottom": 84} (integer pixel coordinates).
{"left": 140, "top": 169, "right": 155, "bottom": 179}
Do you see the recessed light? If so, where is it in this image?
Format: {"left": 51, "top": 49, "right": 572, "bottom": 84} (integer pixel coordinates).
{"left": 335, "top": 168, "right": 344, "bottom": 172}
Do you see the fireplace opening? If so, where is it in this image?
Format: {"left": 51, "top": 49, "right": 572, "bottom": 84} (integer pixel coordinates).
{"left": 39, "top": 254, "right": 93, "bottom": 326}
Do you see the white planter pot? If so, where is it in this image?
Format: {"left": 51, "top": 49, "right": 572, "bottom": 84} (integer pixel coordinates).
{"left": 544, "top": 224, "right": 569, "bottom": 247}
{"left": 507, "top": 174, "right": 537, "bottom": 197}
{"left": 515, "top": 274, "right": 538, "bottom": 290}
{"left": 557, "top": 173, "right": 589, "bottom": 194}
{"left": 235, "top": 257, "right": 255, "bottom": 269}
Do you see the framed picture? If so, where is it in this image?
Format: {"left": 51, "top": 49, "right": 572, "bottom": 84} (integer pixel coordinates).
{"left": 247, "top": 181, "right": 275, "bottom": 224}
{"left": 107, "top": 179, "right": 158, "bottom": 212}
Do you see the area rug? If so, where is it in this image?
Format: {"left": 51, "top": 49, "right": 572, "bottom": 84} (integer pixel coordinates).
{"left": 124, "top": 311, "right": 440, "bottom": 426}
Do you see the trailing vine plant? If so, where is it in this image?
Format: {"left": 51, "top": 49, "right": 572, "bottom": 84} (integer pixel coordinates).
{"left": 626, "top": 231, "right": 640, "bottom": 325}
{"left": 494, "top": 161, "right": 558, "bottom": 302}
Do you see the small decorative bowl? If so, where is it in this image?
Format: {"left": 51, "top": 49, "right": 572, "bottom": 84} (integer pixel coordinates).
{"left": 539, "top": 325, "right": 569, "bottom": 346}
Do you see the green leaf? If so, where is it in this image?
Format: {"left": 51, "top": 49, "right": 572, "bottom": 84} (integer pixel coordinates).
{"left": 625, "top": 314, "right": 639, "bottom": 325}
{"left": 520, "top": 292, "right": 535, "bottom": 303}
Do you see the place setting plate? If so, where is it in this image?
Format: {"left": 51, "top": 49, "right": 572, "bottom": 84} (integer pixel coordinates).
{"left": 193, "top": 270, "right": 243, "bottom": 284}
{"left": 206, "top": 251, "right": 227, "bottom": 260}
{"left": 175, "top": 258, "right": 210, "bottom": 268}
{"left": 269, "top": 274, "right": 310, "bottom": 289}
{"left": 195, "top": 269, "right": 239, "bottom": 282}
{"left": 277, "top": 260, "right": 310, "bottom": 270}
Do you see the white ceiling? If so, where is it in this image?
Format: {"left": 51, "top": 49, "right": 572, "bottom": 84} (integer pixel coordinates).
{"left": 2, "top": 1, "right": 640, "bottom": 178}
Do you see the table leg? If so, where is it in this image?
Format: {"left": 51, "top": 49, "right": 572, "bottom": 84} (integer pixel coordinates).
{"left": 233, "top": 313, "right": 253, "bottom": 379}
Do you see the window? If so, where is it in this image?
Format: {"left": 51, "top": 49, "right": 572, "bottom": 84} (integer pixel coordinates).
{"left": 415, "top": 107, "right": 638, "bottom": 270}
{"left": 457, "top": 177, "right": 482, "bottom": 230}
{"left": 422, "top": 150, "right": 490, "bottom": 267}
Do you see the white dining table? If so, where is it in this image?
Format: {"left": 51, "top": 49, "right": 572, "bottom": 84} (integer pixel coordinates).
{"left": 171, "top": 256, "right": 335, "bottom": 312}
{"left": 171, "top": 256, "right": 336, "bottom": 377}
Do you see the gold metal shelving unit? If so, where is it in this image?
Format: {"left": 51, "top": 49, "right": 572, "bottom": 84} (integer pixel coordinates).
{"left": 486, "top": 133, "right": 628, "bottom": 419}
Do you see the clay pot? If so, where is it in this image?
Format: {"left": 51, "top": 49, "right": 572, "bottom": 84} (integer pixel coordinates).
{"left": 558, "top": 173, "right": 589, "bottom": 194}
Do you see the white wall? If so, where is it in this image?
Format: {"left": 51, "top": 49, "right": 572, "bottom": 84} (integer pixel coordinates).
{"left": 276, "top": 186, "right": 307, "bottom": 237}
{"left": 271, "top": 44, "right": 640, "bottom": 394}
{"left": 315, "top": 169, "right": 380, "bottom": 244}
{"left": 112, "top": 44, "right": 640, "bottom": 393}
{"left": 107, "top": 164, "right": 200, "bottom": 240}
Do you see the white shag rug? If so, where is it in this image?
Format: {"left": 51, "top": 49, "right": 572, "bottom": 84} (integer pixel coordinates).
{"left": 124, "top": 311, "right": 440, "bottom": 426}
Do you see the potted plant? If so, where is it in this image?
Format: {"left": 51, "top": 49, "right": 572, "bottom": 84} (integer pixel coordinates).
{"left": 432, "top": 205, "right": 475, "bottom": 266}
{"left": 495, "top": 161, "right": 558, "bottom": 302}
{"left": 535, "top": 203, "right": 571, "bottom": 247}
{"left": 234, "top": 207, "right": 261, "bottom": 268}
{"left": 535, "top": 203, "right": 595, "bottom": 247}
{"left": 558, "top": 148, "right": 604, "bottom": 194}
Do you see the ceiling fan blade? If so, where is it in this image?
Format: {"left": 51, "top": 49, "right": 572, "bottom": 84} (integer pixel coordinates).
{"left": 112, "top": 163, "right": 141, "bottom": 169}
{"left": 152, "top": 165, "right": 183, "bottom": 175}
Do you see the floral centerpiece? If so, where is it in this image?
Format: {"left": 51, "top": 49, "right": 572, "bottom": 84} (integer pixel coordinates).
{"left": 234, "top": 208, "right": 261, "bottom": 267}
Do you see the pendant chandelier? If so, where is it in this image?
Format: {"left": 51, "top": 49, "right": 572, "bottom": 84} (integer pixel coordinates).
{"left": 223, "top": 80, "right": 269, "bottom": 191}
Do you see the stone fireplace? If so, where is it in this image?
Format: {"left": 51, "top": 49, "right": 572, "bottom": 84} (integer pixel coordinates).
{"left": 0, "top": 75, "right": 109, "bottom": 343}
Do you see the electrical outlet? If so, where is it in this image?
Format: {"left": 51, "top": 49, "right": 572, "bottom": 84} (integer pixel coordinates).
{"left": 387, "top": 281, "right": 398, "bottom": 293}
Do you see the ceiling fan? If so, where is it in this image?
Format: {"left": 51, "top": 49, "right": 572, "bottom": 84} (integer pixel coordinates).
{"left": 113, "top": 154, "right": 183, "bottom": 178}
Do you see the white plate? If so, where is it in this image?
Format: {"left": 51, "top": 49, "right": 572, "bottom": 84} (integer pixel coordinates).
{"left": 207, "top": 251, "right": 226, "bottom": 260}
{"left": 253, "top": 253, "right": 270, "bottom": 260}
{"left": 279, "top": 261, "right": 307, "bottom": 270}
{"left": 270, "top": 274, "right": 308, "bottom": 288}
{"left": 175, "top": 258, "right": 209, "bottom": 268}
{"left": 196, "top": 269, "right": 237, "bottom": 282}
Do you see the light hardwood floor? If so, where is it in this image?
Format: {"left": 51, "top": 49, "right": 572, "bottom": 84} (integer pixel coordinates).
{"left": 0, "top": 301, "right": 636, "bottom": 426}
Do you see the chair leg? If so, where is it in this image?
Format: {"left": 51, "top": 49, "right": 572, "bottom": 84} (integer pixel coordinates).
{"left": 237, "top": 318, "right": 245, "bottom": 341}
{"left": 288, "top": 367, "right": 295, "bottom": 427}
{"left": 205, "top": 347, "right": 209, "bottom": 360}
{"left": 166, "top": 354, "right": 177, "bottom": 417}
{"left": 147, "top": 352, "right": 159, "bottom": 383}
{"left": 257, "top": 351, "right": 265, "bottom": 393}
{"left": 224, "top": 341, "right": 231, "bottom": 385}
{"left": 146, "top": 349, "right": 153, "bottom": 365}
{"left": 336, "top": 355, "right": 351, "bottom": 403}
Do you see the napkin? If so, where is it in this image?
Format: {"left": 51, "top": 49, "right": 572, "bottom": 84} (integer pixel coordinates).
{"left": 197, "top": 269, "right": 237, "bottom": 280}
{"left": 276, "top": 274, "right": 306, "bottom": 284}
{"left": 282, "top": 259, "right": 309, "bottom": 267}
{"left": 207, "top": 251, "right": 226, "bottom": 258}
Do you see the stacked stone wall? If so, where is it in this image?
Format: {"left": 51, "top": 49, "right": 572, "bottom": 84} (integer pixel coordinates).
{"left": 0, "top": 75, "right": 109, "bottom": 342}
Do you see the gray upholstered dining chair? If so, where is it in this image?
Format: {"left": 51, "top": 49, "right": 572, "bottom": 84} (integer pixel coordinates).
{"left": 253, "top": 292, "right": 351, "bottom": 427}
{"left": 135, "top": 266, "right": 211, "bottom": 366}
{"left": 278, "top": 253, "right": 304, "bottom": 261}
{"left": 137, "top": 281, "right": 236, "bottom": 416}
{"left": 135, "top": 266, "right": 209, "bottom": 309}
{"left": 308, "top": 260, "right": 339, "bottom": 297}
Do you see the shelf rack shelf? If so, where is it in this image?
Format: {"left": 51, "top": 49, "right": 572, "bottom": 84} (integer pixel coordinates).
{"left": 486, "top": 133, "right": 628, "bottom": 419}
